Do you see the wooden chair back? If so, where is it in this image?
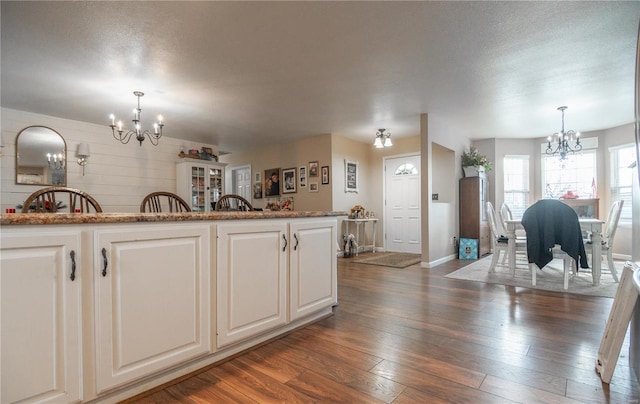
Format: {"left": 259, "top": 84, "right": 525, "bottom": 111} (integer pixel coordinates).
{"left": 215, "top": 194, "right": 253, "bottom": 211}
{"left": 21, "top": 186, "right": 102, "bottom": 213}
{"left": 140, "top": 192, "right": 191, "bottom": 213}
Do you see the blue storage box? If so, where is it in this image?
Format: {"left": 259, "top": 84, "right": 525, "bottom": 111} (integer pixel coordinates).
{"left": 459, "top": 238, "right": 479, "bottom": 259}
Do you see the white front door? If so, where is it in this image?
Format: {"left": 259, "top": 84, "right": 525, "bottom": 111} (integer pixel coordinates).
{"left": 384, "top": 155, "right": 421, "bottom": 253}
{"left": 231, "top": 166, "right": 252, "bottom": 200}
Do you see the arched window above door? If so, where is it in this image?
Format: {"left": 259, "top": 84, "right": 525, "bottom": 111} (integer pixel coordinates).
{"left": 394, "top": 163, "right": 418, "bottom": 175}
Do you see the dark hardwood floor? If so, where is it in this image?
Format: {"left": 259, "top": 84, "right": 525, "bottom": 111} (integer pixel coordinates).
{"left": 128, "top": 255, "right": 640, "bottom": 403}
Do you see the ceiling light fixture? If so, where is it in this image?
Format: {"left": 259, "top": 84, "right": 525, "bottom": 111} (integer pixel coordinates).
{"left": 109, "top": 91, "right": 164, "bottom": 146}
{"left": 546, "top": 106, "right": 581, "bottom": 160}
{"left": 373, "top": 128, "right": 392, "bottom": 148}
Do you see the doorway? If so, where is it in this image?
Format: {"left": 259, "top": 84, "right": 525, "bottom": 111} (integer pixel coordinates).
{"left": 384, "top": 154, "right": 421, "bottom": 253}
{"left": 230, "top": 165, "right": 252, "bottom": 201}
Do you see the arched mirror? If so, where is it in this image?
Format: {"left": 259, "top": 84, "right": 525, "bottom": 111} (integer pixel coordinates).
{"left": 16, "top": 126, "right": 67, "bottom": 186}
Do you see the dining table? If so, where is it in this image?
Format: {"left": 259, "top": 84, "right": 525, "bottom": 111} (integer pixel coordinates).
{"left": 505, "top": 218, "right": 604, "bottom": 285}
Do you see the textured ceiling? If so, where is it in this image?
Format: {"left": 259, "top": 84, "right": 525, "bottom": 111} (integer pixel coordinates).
{"left": 1, "top": 1, "right": 639, "bottom": 153}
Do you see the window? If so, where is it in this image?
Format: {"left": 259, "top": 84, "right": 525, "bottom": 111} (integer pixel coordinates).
{"left": 503, "top": 155, "right": 529, "bottom": 218}
{"left": 542, "top": 151, "right": 597, "bottom": 200}
{"left": 610, "top": 144, "right": 634, "bottom": 224}
{"left": 394, "top": 163, "right": 418, "bottom": 175}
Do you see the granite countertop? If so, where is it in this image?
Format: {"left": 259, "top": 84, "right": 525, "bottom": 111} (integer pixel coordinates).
{"left": 0, "top": 211, "right": 348, "bottom": 226}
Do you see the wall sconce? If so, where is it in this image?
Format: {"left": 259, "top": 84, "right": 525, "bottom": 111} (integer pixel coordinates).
{"left": 76, "top": 143, "right": 90, "bottom": 176}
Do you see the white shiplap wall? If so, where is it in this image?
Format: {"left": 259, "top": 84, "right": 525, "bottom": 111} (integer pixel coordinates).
{"left": 1, "top": 108, "right": 218, "bottom": 213}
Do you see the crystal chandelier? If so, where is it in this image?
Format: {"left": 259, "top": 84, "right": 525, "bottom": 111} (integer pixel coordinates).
{"left": 109, "top": 91, "right": 164, "bottom": 146}
{"left": 373, "top": 128, "right": 392, "bottom": 148}
{"left": 46, "top": 152, "right": 65, "bottom": 169}
{"left": 546, "top": 106, "right": 581, "bottom": 160}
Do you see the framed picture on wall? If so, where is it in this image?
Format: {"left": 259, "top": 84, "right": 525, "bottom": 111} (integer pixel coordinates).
{"left": 282, "top": 167, "right": 296, "bottom": 193}
{"left": 321, "top": 166, "right": 329, "bottom": 185}
{"left": 309, "top": 181, "right": 319, "bottom": 192}
{"left": 299, "top": 166, "right": 307, "bottom": 188}
{"left": 253, "top": 183, "right": 263, "bottom": 199}
{"left": 309, "top": 161, "right": 319, "bottom": 177}
{"left": 345, "top": 159, "right": 359, "bottom": 193}
{"left": 254, "top": 171, "right": 261, "bottom": 183}
{"left": 264, "top": 168, "right": 281, "bottom": 197}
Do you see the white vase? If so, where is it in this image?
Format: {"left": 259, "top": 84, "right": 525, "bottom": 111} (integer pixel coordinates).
{"left": 463, "top": 166, "right": 485, "bottom": 177}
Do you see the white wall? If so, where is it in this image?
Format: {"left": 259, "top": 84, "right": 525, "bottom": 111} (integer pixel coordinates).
{"left": 1, "top": 108, "right": 218, "bottom": 212}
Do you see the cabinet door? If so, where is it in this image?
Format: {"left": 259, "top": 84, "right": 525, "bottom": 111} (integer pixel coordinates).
{"left": 217, "top": 221, "right": 287, "bottom": 348}
{"left": 1, "top": 230, "right": 82, "bottom": 404}
{"left": 94, "top": 224, "right": 211, "bottom": 393}
{"left": 176, "top": 161, "right": 226, "bottom": 212}
{"left": 289, "top": 219, "right": 338, "bottom": 321}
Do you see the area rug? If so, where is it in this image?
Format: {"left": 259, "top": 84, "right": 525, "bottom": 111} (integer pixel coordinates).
{"left": 445, "top": 256, "right": 620, "bottom": 298}
{"left": 350, "top": 252, "right": 422, "bottom": 268}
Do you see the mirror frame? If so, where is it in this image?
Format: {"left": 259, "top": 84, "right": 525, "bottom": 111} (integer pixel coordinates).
{"left": 15, "top": 125, "right": 67, "bottom": 186}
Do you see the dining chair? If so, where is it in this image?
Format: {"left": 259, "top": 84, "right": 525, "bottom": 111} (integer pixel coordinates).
{"left": 584, "top": 200, "right": 624, "bottom": 282}
{"left": 521, "top": 199, "right": 589, "bottom": 289}
{"left": 215, "top": 194, "right": 254, "bottom": 211}
{"left": 498, "top": 202, "right": 526, "bottom": 264}
{"left": 486, "top": 201, "right": 526, "bottom": 273}
{"left": 140, "top": 191, "right": 191, "bottom": 213}
{"left": 21, "top": 186, "right": 102, "bottom": 213}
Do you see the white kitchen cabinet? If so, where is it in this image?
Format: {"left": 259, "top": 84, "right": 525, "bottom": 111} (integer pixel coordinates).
{"left": 176, "top": 159, "right": 227, "bottom": 212}
{"left": 94, "top": 223, "right": 211, "bottom": 393}
{"left": 289, "top": 219, "right": 338, "bottom": 321}
{"left": 1, "top": 229, "right": 82, "bottom": 404}
{"left": 216, "top": 221, "right": 288, "bottom": 348}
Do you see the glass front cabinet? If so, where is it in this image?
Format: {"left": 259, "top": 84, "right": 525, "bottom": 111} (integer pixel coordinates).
{"left": 176, "top": 159, "right": 227, "bottom": 212}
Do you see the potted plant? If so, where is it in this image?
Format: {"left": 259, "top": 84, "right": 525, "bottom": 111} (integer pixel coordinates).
{"left": 461, "top": 146, "right": 492, "bottom": 177}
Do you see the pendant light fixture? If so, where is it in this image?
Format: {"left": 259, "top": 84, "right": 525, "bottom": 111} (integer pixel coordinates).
{"left": 109, "top": 91, "right": 164, "bottom": 146}
{"left": 373, "top": 128, "right": 392, "bottom": 148}
{"left": 546, "top": 106, "right": 581, "bottom": 160}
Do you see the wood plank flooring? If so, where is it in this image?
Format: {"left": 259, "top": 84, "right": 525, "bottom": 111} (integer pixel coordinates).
{"left": 128, "top": 256, "right": 640, "bottom": 403}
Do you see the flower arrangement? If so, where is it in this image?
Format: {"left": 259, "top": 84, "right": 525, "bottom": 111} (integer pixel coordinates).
{"left": 461, "top": 147, "right": 492, "bottom": 172}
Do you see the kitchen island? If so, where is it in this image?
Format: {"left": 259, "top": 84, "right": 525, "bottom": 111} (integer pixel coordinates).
{"left": 1, "top": 211, "right": 344, "bottom": 403}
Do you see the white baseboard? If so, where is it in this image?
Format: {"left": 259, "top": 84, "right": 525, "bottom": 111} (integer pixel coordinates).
{"left": 421, "top": 253, "right": 457, "bottom": 268}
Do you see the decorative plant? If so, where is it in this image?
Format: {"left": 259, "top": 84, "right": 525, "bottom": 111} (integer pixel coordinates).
{"left": 461, "top": 146, "right": 492, "bottom": 172}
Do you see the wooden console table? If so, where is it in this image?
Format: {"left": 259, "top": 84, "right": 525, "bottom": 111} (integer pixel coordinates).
{"left": 343, "top": 218, "right": 378, "bottom": 255}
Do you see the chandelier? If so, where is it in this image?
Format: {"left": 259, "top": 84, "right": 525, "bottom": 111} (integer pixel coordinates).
{"left": 373, "top": 128, "right": 392, "bottom": 148}
{"left": 109, "top": 91, "right": 164, "bottom": 146}
{"left": 46, "top": 152, "right": 65, "bottom": 170}
{"left": 546, "top": 106, "right": 581, "bottom": 160}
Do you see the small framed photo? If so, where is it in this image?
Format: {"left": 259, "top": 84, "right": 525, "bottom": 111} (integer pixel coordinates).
{"left": 279, "top": 196, "right": 294, "bottom": 211}
{"left": 309, "top": 181, "right": 319, "bottom": 192}
{"left": 345, "top": 159, "right": 359, "bottom": 193}
{"left": 309, "top": 161, "right": 319, "bottom": 177}
{"left": 321, "top": 166, "right": 329, "bottom": 185}
{"left": 254, "top": 171, "right": 261, "bottom": 183}
{"left": 264, "top": 168, "right": 281, "bottom": 197}
{"left": 299, "top": 166, "right": 307, "bottom": 188}
{"left": 253, "top": 183, "right": 263, "bottom": 199}
{"left": 282, "top": 167, "right": 297, "bottom": 193}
